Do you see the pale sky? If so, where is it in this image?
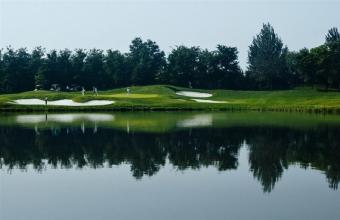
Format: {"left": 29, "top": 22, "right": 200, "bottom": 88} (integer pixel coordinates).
{"left": 1, "top": 0, "right": 339, "bottom": 69}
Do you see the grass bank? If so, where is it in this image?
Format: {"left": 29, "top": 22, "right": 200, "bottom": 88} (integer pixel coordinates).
{"left": 1, "top": 85, "right": 340, "bottom": 113}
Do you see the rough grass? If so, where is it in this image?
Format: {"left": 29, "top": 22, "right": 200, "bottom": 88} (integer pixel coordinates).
{"left": 1, "top": 85, "right": 340, "bottom": 113}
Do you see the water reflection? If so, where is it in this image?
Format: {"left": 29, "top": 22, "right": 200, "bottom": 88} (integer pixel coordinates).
{"left": 0, "top": 112, "right": 340, "bottom": 193}
{"left": 176, "top": 114, "right": 213, "bottom": 128}
{"left": 16, "top": 113, "right": 115, "bottom": 124}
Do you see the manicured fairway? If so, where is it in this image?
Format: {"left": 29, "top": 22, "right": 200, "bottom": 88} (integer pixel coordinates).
{"left": 104, "top": 93, "right": 159, "bottom": 99}
{"left": 1, "top": 85, "right": 340, "bottom": 113}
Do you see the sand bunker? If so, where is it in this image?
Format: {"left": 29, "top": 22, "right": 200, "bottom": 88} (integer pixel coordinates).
{"left": 11, "top": 99, "right": 114, "bottom": 106}
{"left": 176, "top": 91, "right": 212, "bottom": 98}
{"left": 191, "top": 99, "right": 227, "bottom": 103}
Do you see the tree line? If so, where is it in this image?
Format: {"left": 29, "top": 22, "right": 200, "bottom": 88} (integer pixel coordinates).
{"left": 0, "top": 24, "right": 339, "bottom": 93}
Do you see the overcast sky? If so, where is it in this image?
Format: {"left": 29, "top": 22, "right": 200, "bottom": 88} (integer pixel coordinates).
{"left": 1, "top": 0, "right": 339, "bottom": 69}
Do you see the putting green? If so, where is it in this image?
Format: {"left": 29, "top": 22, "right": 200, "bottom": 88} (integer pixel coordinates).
{"left": 103, "top": 93, "right": 159, "bottom": 99}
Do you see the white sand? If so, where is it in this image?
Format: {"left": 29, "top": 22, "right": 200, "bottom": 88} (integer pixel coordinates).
{"left": 176, "top": 91, "right": 212, "bottom": 98}
{"left": 177, "top": 114, "right": 212, "bottom": 128}
{"left": 11, "top": 99, "right": 114, "bottom": 106}
{"left": 191, "top": 99, "right": 227, "bottom": 103}
{"left": 16, "top": 113, "right": 114, "bottom": 123}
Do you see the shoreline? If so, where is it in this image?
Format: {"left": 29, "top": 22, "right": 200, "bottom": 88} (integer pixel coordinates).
{"left": 1, "top": 105, "right": 339, "bottom": 114}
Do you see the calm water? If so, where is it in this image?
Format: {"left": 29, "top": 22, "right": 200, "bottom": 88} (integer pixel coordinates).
{"left": 0, "top": 112, "right": 339, "bottom": 220}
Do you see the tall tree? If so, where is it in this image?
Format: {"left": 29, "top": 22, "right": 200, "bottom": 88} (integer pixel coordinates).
{"left": 326, "top": 27, "right": 340, "bottom": 43}
{"left": 2, "top": 47, "right": 33, "bottom": 92}
{"left": 167, "top": 46, "right": 201, "bottom": 87}
{"left": 293, "top": 40, "right": 340, "bottom": 90}
{"left": 30, "top": 47, "right": 45, "bottom": 89}
{"left": 196, "top": 49, "right": 214, "bottom": 88}
{"left": 311, "top": 45, "right": 332, "bottom": 89}
{"left": 294, "top": 48, "right": 317, "bottom": 87}
{"left": 44, "top": 50, "right": 59, "bottom": 87}
{"left": 0, "top": 49, "right": 3, "bottom": 93}
{"left": 247, "top": 23, "right": 290, "bottom": 90}
{"left": 212, "top": 45, "right": 243, "bottom": 89}
{"left": 128, "top": 38, "right": 166, "bottom": 85}
{"left": 327, "top": 41, "right": 340, "bottom": 89}
{"left": 105, "top": 50, "right": 129, "bottom": 88}
{"left": 285, "top": 51, "right": 301, "bottom": 87}
{"left": 70, "top": 49, "right": 87, "bottom": 86}
{"left": 83, "top": 49, "right": 107, "bottom": 88}
{"left": 56, "top": 49, "right": 72, "bottom": 88}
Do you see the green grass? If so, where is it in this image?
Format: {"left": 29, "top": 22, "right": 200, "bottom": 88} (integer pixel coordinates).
{"left": 1, "top": 85, "right": 340, "bottom": 113}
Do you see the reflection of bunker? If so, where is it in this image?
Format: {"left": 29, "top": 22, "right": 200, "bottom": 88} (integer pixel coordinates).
{"left": 176, "top": 114, "right": 213, "bottom": 128}
{"left": 16, "top": 114, "right": 115, "bottom": 135}
{"left": 16, "top": 114, "right": 115, "bottom": 123}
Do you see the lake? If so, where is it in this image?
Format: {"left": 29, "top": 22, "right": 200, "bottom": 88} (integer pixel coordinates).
{"left": 0, "top": 112, "right": 339, "bottom": 220}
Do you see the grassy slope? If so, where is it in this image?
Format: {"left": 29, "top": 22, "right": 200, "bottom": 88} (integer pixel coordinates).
{"left": 1, "top": 85, "right": 340, "bottom": 112}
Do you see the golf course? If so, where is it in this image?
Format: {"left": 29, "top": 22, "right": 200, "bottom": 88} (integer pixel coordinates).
{"left": 1, "top": 85, "right": 340, "bottom": 113}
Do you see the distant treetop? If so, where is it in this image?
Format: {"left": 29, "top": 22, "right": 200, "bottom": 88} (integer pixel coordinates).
{"left": 326, "top": 27, "right": 340, "bottom": 43}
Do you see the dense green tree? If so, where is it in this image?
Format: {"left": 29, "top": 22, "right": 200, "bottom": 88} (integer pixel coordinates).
{"left": 327, "top": 41, "right": 340, "bottom": 89}
{"left": 167, "top": 46, "right": 201, "bottom": 87}
{"left": 30, "top": 47, "right": 45, "bottom": 88}
{"left": 0, "top": 31, "right": 339, "bottom": 93}
{"left": 2, "top": 47, "right": 18, "bottom": 92}
{"left": 247, "top": 23, "right": 290, "bottom": 90}
{"left": 212, "top": 45, "right": 243, "bottom": 89}
{"left": 290, "top": 33, "right": 340, "bottom": 90}
{"left": 105, "top": 50, "right": 130, "bottom": 87}
{"left": 70, "top": 49, "right": 87, "bottom": 86}
{"left": 294, "top": 48, "right": 317, "bottom": 86}
{"left": 34, "top": 68, "right": 48, "bottom": 89}
{"left": 196, "top": 49, "right": 214, "bottom": 88}
{"left": 285, "top": 51, "right": 301, "bottom": 87}
{"left": 166, "top": 45, "right": 243, "bottom": 89}
{"left": 56, "top": 49, "right": 72, "bottom": 88}
{"left": 16, "top": 48, "right": 34, "bottom": 91}
{"left": 128, "top": 38, "right": 166, "bottom": 85}
{"left": 310, "top": 45, "right": 332, "bottom": 89}
{"left": 82, "top": 49, "right": 108, "bottom": 88}
{"left": 2, "top": 47, "right": 33, "bottom": 92}
{"left": 0, "top": 49, "right": 3, "bottom": 93}
{"left": 43, "top": 50, "right": 58, "bottom": 88}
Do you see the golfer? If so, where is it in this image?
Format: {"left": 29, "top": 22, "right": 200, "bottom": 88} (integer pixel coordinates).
{"left": 93, "top": 86, "right": 98, "bottom": 96}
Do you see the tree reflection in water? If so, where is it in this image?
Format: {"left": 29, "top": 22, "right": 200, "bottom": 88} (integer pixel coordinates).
{"left": 0, "top": 113, "right": 339, "bottom": 193}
